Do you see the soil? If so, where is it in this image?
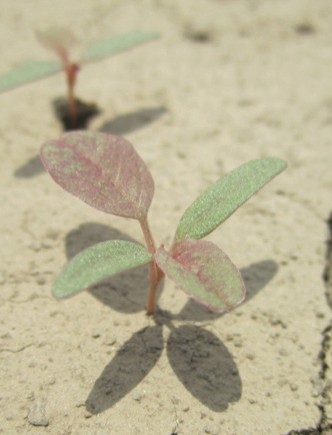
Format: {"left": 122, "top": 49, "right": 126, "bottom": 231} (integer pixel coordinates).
{"left": 0, "top": 1, "right": 332, "bottom": 434}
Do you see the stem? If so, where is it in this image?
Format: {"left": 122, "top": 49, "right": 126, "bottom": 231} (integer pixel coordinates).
{"left": 139, "top": 217, "right": 162, "bottom": 315}
{"left": 140, "top": 216, "right": 156, "bottom": 254}
{"left": 66, "top": 64, "right": 79, "bottom": 128}
{"left": 58, "top": 50, "right": 78, "bottom": 129}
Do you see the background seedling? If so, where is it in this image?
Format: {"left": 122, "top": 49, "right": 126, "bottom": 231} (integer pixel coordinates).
{"left": 0, "top": 27, "right": 159, "bottom": 128}
{"left": 40, "top": 131, "right": 286, "bottom": 315}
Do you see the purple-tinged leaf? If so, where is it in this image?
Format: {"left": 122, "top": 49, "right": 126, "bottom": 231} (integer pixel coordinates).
{"left": 40, "top": 131, "right": 154, "bottom": 220}
{"left": 53, "top": 240, "right": 153, "bottom": 298}
{"left": 175, "top": 157, "right": 287, "bottom": 241}
{"left": 36, "top": 26, "right": 77, "bottom": 59}
{"left": 83, "top": 31, "right": 159, "bottom": 63}
{"left": 155, "top": 239, "right": 245, "bottom": 313}
{"left": 0, "top": 61, "right": 62, "bottom": 93}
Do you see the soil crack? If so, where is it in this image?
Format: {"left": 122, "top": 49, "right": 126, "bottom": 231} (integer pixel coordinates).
{"left": 286, "top": 212, "right": 332, "bottom": 434}
{"left": 0, "top": 343, "right": 34, "bottom": 353}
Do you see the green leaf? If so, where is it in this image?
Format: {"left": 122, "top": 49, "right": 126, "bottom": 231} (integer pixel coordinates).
{"left": 175, "top": 157, "right": 287, "bottom": 241}
{"left": 0, "top": 61, "right": 62, "bottom": 93}
{"left": 155, "top": 240, "right": 245, "bottom": 313}
{"left": 53, "top": 240, "right": 153, "bottom": 298}
{"left": 83, "top": 31, "right": 159, "bottom": 63}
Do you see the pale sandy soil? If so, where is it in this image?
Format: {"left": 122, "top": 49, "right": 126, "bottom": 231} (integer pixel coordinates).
{"left": 0, "top": 1, "right": 332, "bottom": 434}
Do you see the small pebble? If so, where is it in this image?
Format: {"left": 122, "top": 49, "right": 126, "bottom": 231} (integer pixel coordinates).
{"left": 290, "top": 383, "right": 298, "bottom": 392}
{"left": 278, "top": 348, "right": 288, "bottom": 356}
{"left": 132, "top": 390, "right": 145, "bottom": 402}
{"left": 42, "top": 238, "right": 54, "bottom": 249}
{"left": 103, "top": 334, "right": 116, "bottom": 346}
{"left": 204, "top": 424, "right": 220, "bottom": 435}
{"left": 311, "top": 378, "right": 325, "bottom": 397}
{"left": 45, "top": 229, "right": 59, "bottom": 240}
{"left": 246, "top": 353, "right": 255, "bottom": 360}
{"left": 233, "top": 338, "right": 243, "bottom": 348}
{"left": 27, "top": 398, "right": 49, "bottom": 426}
{"left": 36, "top": 276, "right": 46, "bottom": 285}
{"left": 29, "top": 241, "right": 41, "bottom": 252}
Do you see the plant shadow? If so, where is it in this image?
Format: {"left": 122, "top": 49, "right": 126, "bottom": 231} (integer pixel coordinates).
{"left": 86, "top": 320, "right": 241, "bottom": 414}
{"left": 65, "top": 222, "right": 135, "bottom": 259}
{"left": 14, "top": 155, "right": 44, "bottom": 178}
{"left": 99, "top": 106, "right": 167, "bottom": 135}
{"left": 167, "top": 324, "right": 242, "bottom": 412}
{"left": 52, "top": 97, "right": 100, "bottom": 131}
{"left": 175, "top": 260, "right": 279, "bottom": 321}
{"left": 65, "top": 222, "right": 162, "bottom": 314}
{"left": 14, "top": 105, "right": 167, "bottom": 178}
{"left": 86, "top": 325, "right": 164, "bottom": 414}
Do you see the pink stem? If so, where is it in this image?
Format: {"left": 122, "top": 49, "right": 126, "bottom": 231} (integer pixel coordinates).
{"left": 60, "top": 51, "right": 79, "bottom": 128}
{"left": 66, "top": 64, "right": 79, "bottom": 128}
{"left": 139, "top": 218, "right": 162, "bottom": 315}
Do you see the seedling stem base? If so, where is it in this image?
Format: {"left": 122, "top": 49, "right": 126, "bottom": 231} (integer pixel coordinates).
{"left": 140, "top": 218, "right": 162, "bottom": 315}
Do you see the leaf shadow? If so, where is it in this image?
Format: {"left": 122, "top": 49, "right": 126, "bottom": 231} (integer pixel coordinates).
{"left": 65, "top": 222, "right": 162, "bottom": 313}
{"left": 14, "top": 155, "right": 44, "bottom": 178}
{"left": 65, "top": 222, "right": 135, "bottom": 259}
{"left": 14, "top": 105, "right": 166, "bottom": 178}
{"left": 99, "top": 106, "right": 167, "bottom": 135}
{"left": 86, "top": 325, "right": 163, "bottom": 414}
{"left": 175, "top": 259, "right": 279, "bottom": 322}
{"left": 166, "top": 324, "right": 242, "bottom": 412}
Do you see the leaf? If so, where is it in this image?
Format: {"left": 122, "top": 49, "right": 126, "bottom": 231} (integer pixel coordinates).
{"left": 174, "top": 157, "right": 287, "bottom": 241}
{"left": 83, "top": 31, "right": 159, "bottom": 63}
{"left": 40, "top": 131, "right": 154, "bottom": 220}
{"left": 0, "top": 31, "right": 158, "bottom": 94}
{"left": 53, "top": 240, "right": 153, "bottom": 298}
{"left": 36, "top": 26, "right": 77, "bottom": 58}
{"left": 155, "top": 240, "right": 245, "bottom": 313}
{"left": 0, "top": 61, "right": 62, "bottom": 93}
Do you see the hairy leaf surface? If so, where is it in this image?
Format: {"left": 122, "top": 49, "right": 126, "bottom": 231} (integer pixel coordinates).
{"left": 155, "top": 240, "right": 245, "bottom": 313}
{"left": 83, "top": 31, "right": 159, "bottom": 62}
{"left": 53, "top": 240, "right": 153, "bottom": 298}
{"left": 175, "top": 157, "right": 287, "bottom": 240}
{"left": 0, "top": 61, "right": 61, "bottom": 93}
{"left": 40, "top": 131, "right": 154, "bottom": 219}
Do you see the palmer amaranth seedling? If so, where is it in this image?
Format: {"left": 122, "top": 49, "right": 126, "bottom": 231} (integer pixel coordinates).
{"left": 40, "top": 131, "right": 286, "bottom": 315}
{"left": 0, "top": 27, "right": 158, "bottom": 128}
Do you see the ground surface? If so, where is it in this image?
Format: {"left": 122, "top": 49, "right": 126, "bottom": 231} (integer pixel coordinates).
{"left": 0, "top": 1, "right": 332, "bottom": 434}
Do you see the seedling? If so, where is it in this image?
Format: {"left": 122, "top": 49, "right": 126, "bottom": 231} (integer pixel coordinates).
{"left": 40, "top": 131, "right": 286, "bottom": 315}
{"left": 0, "top": 27, "right": 158, "bottom": 128}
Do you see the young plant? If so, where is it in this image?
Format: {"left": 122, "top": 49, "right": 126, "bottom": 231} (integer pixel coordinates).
{"left": 0, "top": 27, "right": 158, "bottom": 128}
{"left": 40, "top": 131, "right": 286, "bottom": 315}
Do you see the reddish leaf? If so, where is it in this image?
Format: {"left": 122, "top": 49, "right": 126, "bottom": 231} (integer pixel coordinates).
{"left": 155, "top": 240, "right": 245, "bottom": 313}
{"left": 35, "top": 27, "right": 77, "bottom": 60}
{"left": 40, "top": 131, "right": 154, "bottom": 220}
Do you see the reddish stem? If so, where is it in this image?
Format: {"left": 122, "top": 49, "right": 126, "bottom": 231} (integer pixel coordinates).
{"left": 139, "top": 217, "right": 163, "bottom": 315}
{"left": 66, "top": 64, "right": 79, "bottom": 128}
{"left": 59, "top": 49, "right": 79, "bottom": 129}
